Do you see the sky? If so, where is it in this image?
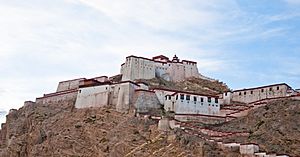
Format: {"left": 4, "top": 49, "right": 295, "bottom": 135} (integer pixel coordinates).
{"left": 0, "top": 0, "right": 299, "bottom": 114}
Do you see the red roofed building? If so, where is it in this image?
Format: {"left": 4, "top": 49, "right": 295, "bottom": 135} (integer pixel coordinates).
{"left": 120, "top": 55, "right": 203, "bottom": 81}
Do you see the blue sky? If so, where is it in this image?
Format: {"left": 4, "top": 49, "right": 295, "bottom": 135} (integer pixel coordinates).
{"left": 0, "top": 0, "right": 299, "bottom": 113}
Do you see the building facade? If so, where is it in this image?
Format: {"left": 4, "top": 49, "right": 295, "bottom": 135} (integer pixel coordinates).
{"left": 75, "top": 80, "right": 142, "bottom": 112}
{"left": 222, "top": 83, "right": 294, "bottom": 104}
{"left": 120, "top": 55, "right": 200, "bottom": 82}
{"left": 143, "top": 88, "right": 220, "bottom": 116}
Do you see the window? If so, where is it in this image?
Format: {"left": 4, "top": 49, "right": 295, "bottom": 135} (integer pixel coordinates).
{"left": 176, "top": 95, "right": 178, "bottom": 100}
{"left": 216, "top": 105, "right": 218, "bottom": 107}
{"left": 225, "top": 92, "right": 227, "bottom": 96}
{"left": 215, "top": 98, "right": 218, "bottom": 103}
{"left": 244, "top": 91, "right": 247, "bottom": 95}
{"left": 186, "top": 95, "right": 190, "bottom": 101}
{"left": 200, "top": 97, "right": 204, "bottom": 102}
{"left": 239, "top": 92, "right": 242, "bottom": 96}
{"left": 180, "top": 94, "right": 184, "bottom": 100}
{"left": 277, "top": 86, "right": 280, "bottom": 90}
{"left": 165, "top": 96, "right": 168, "bottom": 100}
{"left": 261, "top": 89, "right": 264, "bottom": 92}
{"left": 193, "top": 96, "right": 197, "bottom": 102}
{"left": 168, "top": 96, "right": 171, "bottom": 100}
{"left": 79, "top": 90, "right": 81, "bottom": 93}
{"left": 251, "top": 91, "right": 253, "bottom": 94}
{"left": 269, "top": 87, "right": 272, "bottom": 91}
{"left": 208, "top": 97, "right": 211, "bottom": 103}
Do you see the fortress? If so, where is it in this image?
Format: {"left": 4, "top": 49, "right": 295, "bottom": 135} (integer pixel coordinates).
{"left": 121, "top": 55, "right": 200, "bottom": 81}
{"left": 32, "top": 54, "right": 299, "bottom": 122}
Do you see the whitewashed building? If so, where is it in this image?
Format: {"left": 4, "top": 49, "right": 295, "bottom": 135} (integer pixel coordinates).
{"left": 222, "top": 83, "right": 295, "bottom": 104}
{"left": 75, "top": 80, "right": 142, "bottom": 112}
{"left": 153, "top": 88, "right": 220, "bottom": 115}
{"left": 120, "top": 55, "right": 201, "bottom": 81}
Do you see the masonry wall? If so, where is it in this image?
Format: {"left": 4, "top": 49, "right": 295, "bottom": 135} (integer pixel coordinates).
{"left": 121, "top": 57, "right": 156, "bottom": 81}
{"left": 75, "top": 82, "right": 139, "bottom": 112}
{"left": 154, "top": 90, "right": 176, "bottom": 105}
{"left": 170, "top": 94, "right": 220, "bottom": 115}
{"left": 133, "top": 90, "right": 161, "bottom": 113}
{"left": 175, "top": 114, "right": 226, "bottom": 124}
{"left": 115, "top": 82, "right": 139, "bottom": 112}
{"left": 231, "top": 84, "right": 289, "bottom": 104}
{"left": 75, "top": 85, "right": 110, "bottom": 108}
{"left": 56, "top": 78, "right": 85, "bottom": 92}
{"left": 121, "top": 56, "right": 200, "bottom": 82}
{"left": 36, "top": 90, "right": 78, "bottom": 105}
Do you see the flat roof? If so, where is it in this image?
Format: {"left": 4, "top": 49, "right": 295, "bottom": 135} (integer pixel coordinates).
{"left": 125, "top": 55, "right": 197, "bottom": 65}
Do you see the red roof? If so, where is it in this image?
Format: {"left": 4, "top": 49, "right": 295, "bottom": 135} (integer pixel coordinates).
{"left": 152, "top": 55, "right": 170, "bottom": 61}
{"left": 125, "top": 55, "right": 197, "bottom": 65}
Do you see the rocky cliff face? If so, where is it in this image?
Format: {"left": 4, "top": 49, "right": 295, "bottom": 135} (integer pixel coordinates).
{"left": 0, "top": 98, "right": 226, "bottom": 157}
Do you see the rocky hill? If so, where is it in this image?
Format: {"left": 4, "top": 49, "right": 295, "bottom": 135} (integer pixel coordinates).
{"left": 0, "top": 99, "right": 229, "bottom": 157}
{"left": 137, "top": 77, "right": 229, "bottom": 95}
{"left": 210, "top": 99, "right": 300, "bottom": 156}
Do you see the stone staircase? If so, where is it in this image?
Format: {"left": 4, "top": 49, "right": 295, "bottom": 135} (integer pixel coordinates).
{"left": 175, "top": 121, "right": 290, "bottom": 157}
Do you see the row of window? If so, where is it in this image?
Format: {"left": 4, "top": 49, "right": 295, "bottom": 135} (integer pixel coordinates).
{"left": 165, "top": 94, "right": 218, "bottom": 103}
{"left": 238, "top": 86, "right": 280, "bottom": 96}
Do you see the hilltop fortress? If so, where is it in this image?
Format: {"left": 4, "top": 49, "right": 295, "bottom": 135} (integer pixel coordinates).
{"left": 28, "top": 54, "right": 299, "bottom": 122}
{"left": 120, "top": 55, "right": 204, "bottom": 81}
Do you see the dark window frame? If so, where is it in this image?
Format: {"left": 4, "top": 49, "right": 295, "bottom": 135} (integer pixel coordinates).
{"left": 208, "top": 97, "right": 211, "bottom": 103}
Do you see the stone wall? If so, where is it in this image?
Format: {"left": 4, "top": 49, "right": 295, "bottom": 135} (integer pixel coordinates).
{"left": 56, "top": 78, "right": 85, "bottom": 92}
{"left": 175, "top": 114, "right": 226, "bottom": 124}
{"left": 75, "top": 81, "right": 140, "bottom": 112}
{"left": 120, "top": 55, "right": 200, "bottom": 82}
{"left": 222, "top": 84, "right": 292, "bottom": 104}
{"left": 36, "top": 90, "right": 78, "bottom": 105}
{"left": 133, "top": 90, "right": 161, "bottom": 114}
{"left": 75, "top": 85, "right": 110, "bottom": 108}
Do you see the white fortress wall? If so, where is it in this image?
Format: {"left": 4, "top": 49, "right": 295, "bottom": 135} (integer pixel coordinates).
{"left": 75, "top": 84, "right": 110, "bottom": 108}
{"left": 36, "top": 90, "right": 78, "bottom": 105}
{"left": 121, "top": 56, "right": 156, "bottom": 81}
{"left": 120, "top": 55, "right": 201, "bottom": 82}
{"left": 75, "top": 80, "right": 140, "bottom": 112}
{"left": 115, "top": 82, "right": 140, "bottom": 112}
{"left": 231, "top": 83, "right": 291, "bottom": 104}
{"left": 153, "top": 89, "right": 176, "bottom": 105}
{"left": 173, "top": 93, "right": 220, "bottom": 115}
{"left": 56, "top": 78, "right": 85, "bottom": 92}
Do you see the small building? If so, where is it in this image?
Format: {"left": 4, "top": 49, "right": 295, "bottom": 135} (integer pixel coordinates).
{"left": 151, "top": 88, "right": 220, "bottom": 115}
{"left": 222, "top": 83, "right": 294, "bottom": 104}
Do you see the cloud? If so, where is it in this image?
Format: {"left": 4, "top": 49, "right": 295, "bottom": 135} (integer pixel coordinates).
{"left": 285, "top": 0, "right": 300, "bottom": 5}
{"left": 0, "top": 0, "right": 299, "bottom": 113}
